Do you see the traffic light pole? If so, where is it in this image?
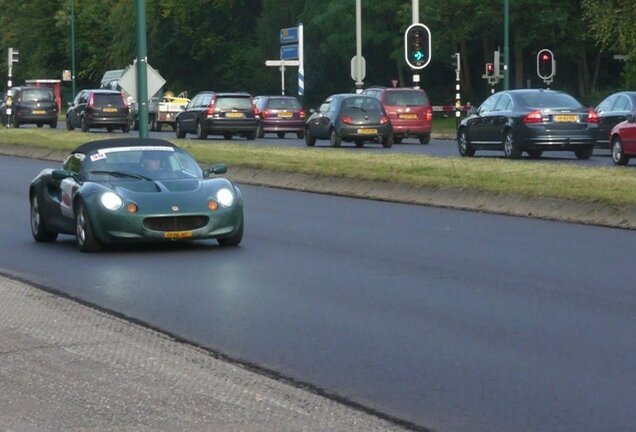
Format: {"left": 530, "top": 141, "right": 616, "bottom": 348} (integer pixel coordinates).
{"left": 135, "top": 0, "right": 149, "bottom": 139}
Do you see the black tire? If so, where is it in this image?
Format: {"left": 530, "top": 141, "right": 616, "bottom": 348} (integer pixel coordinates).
{"left": 106, "top": 126, "right": 114, "bottom": 133}
{"left": 611, "top": 136, "right": 630, "bottom": 165}
{"left": 419, "top": 134, "right": 431, "bottom": 145}
{"left": 175, "top": 120, "right": 186, "bottom": 138}
{"left": 37, "top": 123, "right": 43, "bottom": 128}
{"left": 305, "top": 128, "right": 316, "bottom": 147}
{"left": 277, "top": 132, "right": 285, "bottom": 139}
{"left": 330, "top": 129, "right": 342, "bottom": 147}
{"left": 355, "top": 139, "right": 364, "bottom": 148}
{"left": 122, "top": 123, "right": 130, "bottom": 133}
{"left": 12, "top": 116, "right": 20, "bottom": 128}
{"left": 150, "top": 115, "right": 157, "bottom": 132}
{"left": 393, "top": 136, "right": 403, "bottom": 144}
{"left": 257, "top": 123, "right": 265, "bottom": 138}
{"left": 30, "top": 193, "right": 58, "bottom": 242}
{"left": 223, "top": 132, "right": 233, "bottom": 140}
{"left": 217, "top": 218, "right": 243, "bottom": 247}
{"left": 503, "top": 130, "right": 522, "bottom": 159}
{"left": 66, "top": 118, "right": 74, "bottom": 131}
{"left": 382, "top": 133, "right": 393, "bottom": 149}
{"left": 296, "top": 131, "right": 305, "bottom": 139}
{"left": 246, "top": 130, "right": 257, "bottom": 140}
{"left": 75, "top": 201, "right": 101, "bottom": 252}
{"left": 81, "top": 116, "right": 90, "bottom": 132}
{"left": 50, "top": 121, "right": 57, "bottom": 129}
{"left": 196, "top": 121, "right": 208, "bottom": 140}
{"left": 527, "top": 150, "right": 543, "bottom": 159}
{"left": 574, "top": 147, "right": 594, "bottom": 160}
{"left": 457, "top": 129, "right": 475, "bottom": 157}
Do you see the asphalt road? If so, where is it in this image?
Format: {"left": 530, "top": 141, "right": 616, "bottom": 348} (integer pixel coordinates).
{"left": 1, "top": 154, "right": 635, "bottom": 432}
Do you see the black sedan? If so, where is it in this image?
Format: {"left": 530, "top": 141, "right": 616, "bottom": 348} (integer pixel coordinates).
{"left": 305, "top": 94, "right": 393, "bottom": 148}
{"left": 457, "top": 89, "right": 598, "bottom": 159}
{"left": 595, "top": 91, "right": 636, "bottom": 149}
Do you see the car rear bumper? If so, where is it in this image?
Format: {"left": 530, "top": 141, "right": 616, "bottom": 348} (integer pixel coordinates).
{"left": 391, "top": 123, "right": 432, "bottom": 136}
{"left": 261, "top": 119, "right": 305, "bottom": 132}
{"left": 86, "top": 116, "right": 129, "bottom": 127}
{"left": 518, "top": 125, "right": 597, "bottom": 149}
{"left": 338, "top": 124, "right": 393, "bottom": 140}
{"left": 204, "top": 118, "right": 258, "bottom": 133}
{"left": 16, "top": 113, "right": 57, "bottom": 123}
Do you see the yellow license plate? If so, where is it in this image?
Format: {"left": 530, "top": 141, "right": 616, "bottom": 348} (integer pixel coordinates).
{"left": 164, "top": 231, "right": 193, "bottom": 239}
{"left": 554, "top": 114, "right": 578, "bottom": 123}
{"left": 226, "top": 112, "right": 245, "bottom": 118}
{"left": 399, "top": 114, "right": 417, "bottom": 119}
{"left": 278, "top": 112, "right": 293, "bottom": 118}
{"left": 103, "top": 107, "right": 117, "bottom": 113}
{"left": 358, "top": 128, "right": 378, "bottom": 134}
{"left": 32, "top": 110, "right": 46, "bottom": 114}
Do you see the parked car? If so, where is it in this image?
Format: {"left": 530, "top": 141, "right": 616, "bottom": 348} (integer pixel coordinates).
{"left": 457, "top": 89, "right": 598, "bottom": 159}
{"left": 609, "top": 112, "right": 636, "bottom": 165}
{"left": 175, "top": 92, "right": 258, "bottom": 140}
{"left": 66, "top": 89, "right": 130, "bottom": 133}
{"left": 253, "top": 95, "right": 305, "bottom": 138}
{"left": 594, "top": 91, "right": 636, "bottom": 148}
{"left": 305, "top": 94, "right": 393, "bottom": 148}
{"left": 0, "top": 86, "right": 58, "bottom": 128}
{"left": 28, "top": 137, "right": 244, "bottom": 252}
{"left": 362, "top": 86, "right": 432, "bottom": 144}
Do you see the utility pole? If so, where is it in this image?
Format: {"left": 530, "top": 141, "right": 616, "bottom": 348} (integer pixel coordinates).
{"left": 354, "top": 0, "right": 363, "bottom": 92}
{"left": 70, "top": 0, "right": 76, "bottom": 98}
{"left": 135, "top": 0, "right": 149, "bottom": 138}
{"left": 503, "top": 0, "right": 510, "bottom": 90}
{"left": 412, "top": 0, "right": 420, "bottom": 89}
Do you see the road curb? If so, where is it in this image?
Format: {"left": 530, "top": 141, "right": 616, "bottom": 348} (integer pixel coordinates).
{"left": 1, "top": 144, "right": 634, "bottom": 230}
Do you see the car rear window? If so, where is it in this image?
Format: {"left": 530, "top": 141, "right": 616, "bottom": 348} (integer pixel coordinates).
{"left": 342, "top": 97, "right": 383, "bottom": 111}
{"left": 384, "top": 91, "right": 428, "bottom": 107}
{"left": 215, "top": 96, "right": 253, "bottom": 110}
{"left": 267, "top": 98, "right": 301, "bottom": 110}
{"left": 94, "top": 93, "right": 124, "bottom": 106}
{"left": 518, "top": 92, "right": 582, "bottom": 109}
{"left": 21, "top": 89, "right": 53, "bottom": 102}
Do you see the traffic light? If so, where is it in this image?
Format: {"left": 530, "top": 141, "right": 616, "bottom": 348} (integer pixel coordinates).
{"left": 450, "top": 52, "right": 460, "bottom": 72}
{"left": 8, "top": 47, "right": 19, "bottom": 64}
{"left": 404, "top": 23, "right": 431, "bottom": 69}
{"left": 486, "top": 63, "right": 495, "bottom": 77}
{"left": 537, "top": 49, "right": 555, "bottom": 80}
{"left": 494, "top": 49, "right": 503, "bottom": 77}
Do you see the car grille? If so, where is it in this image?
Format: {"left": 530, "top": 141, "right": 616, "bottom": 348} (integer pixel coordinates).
{"left": 143, "top": 216, "right": 209, "bottom": 232}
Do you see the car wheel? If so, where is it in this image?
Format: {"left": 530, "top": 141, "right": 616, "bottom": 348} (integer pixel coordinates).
{"left": 330, "top": 129, "right": 342, "bottom": 147}
{"left": 246, "top": 130, "right": 257, "bottom": 140}
{"left": 150, "top": 115, "right": 157, "bottom": 132}
{"left": 257, "top": 123, "right": 265, "bottom": 138}
{"left": 175, "top": 120, "right": 186, "bottom": 138}
{"left": 122, "top": 123, "right": 130, "bottom": 133}
{"left": 393, "top": 136, "right": 403, "bottom": 144}
{"left": 382, "top": 133, "right": 393, "bottom": 149}
{"left": 457, "top": 129, "right": 475, "bottom": 157}
{"left": 81, "top": 116, "right": 90, "bottom": 132}
{"left": 224, "top": 132, "right": 233, "bottom": 140}
{"left": 611, "top": 136, "right": 629, "bottom": 165}
{"left": 30, "top": 193, "right": 58, "bottom": 242}
{"left": 66, "top": 117, "right": 74, "bottom": 131}
{"left": 305, "top": 128, "right": 316, "bottom": 147}
{"left": 75, "top": 201, "right": 101, "bottom": 252}
{"left": 217, "top": 218, "right": 243, "bottom": 247}
{"left": 50, "top": 121, "right": 57, "bottom": 129}
{"left": 196, "top": 121, "right": 208, "bottom": 139}
{"left": 503, "top": 130, "right": 522, "bottom": 159}
{"left": 574, "top": 147, "right": 594, "bottom": 160}
{"left": 277, "top": 132, "right": 285, "bottom": 139}
{"left": 296, "top": 131, "right": 305, "bottom": 139}
{"left": 527, "top": 150, "right": 543, "bottom": 159}
{"left": 419, "top": 134, "right": 431, "bottom": 145}
{"left": 107, "top": 126, "right": 114, "bottom": 133}
{"left": 355, "top": 139, "right": 364, "bottom": 148}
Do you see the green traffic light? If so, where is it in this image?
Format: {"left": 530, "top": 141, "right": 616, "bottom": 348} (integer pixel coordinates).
{"left": 413, "top": 51, "right": 424, "bottom": 61}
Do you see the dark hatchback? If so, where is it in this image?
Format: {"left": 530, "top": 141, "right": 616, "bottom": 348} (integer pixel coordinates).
{"left": 305, "top": 94, "right": 393, "bottom": 148}
{"left": 1, "top": 86, "right": 58, "bottom": 128}
{"left": 457, "top": 89, "right": 598, "bottom": 159}
{"left": 66, "top": 89, "right": 130, "bottom": 132}
{"left": 253, "top": 95, "right": 305, "bottom": 139}
{"left": 175, "top": 92, "right": 258, "bottom": 140}
{"left": 595, "top": 91, "right": 636, "bottom": 149}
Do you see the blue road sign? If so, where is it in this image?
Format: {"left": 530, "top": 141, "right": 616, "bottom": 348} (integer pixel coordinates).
{"left": 280, "top": 27, "right": 299, "bottom": 44}
{"left": 280, "top": 44, "right": 299, "bottom": 60}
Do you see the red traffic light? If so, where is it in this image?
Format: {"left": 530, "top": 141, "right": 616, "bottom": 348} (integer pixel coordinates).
{"left": 486, "top": 63, "right": 495, "bottom": 76}
{"left": 541, "top": 53, "right": 550, "bottom": 62}
{"left": 537, "top": 49, "right": 555, "bottom": 80}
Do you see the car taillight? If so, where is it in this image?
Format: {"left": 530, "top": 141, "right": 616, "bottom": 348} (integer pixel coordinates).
{"left": 587, "top": 109, "right": 599, "bottom": 124}
{"left": 206, "top": 103, "right": 215, "bottom": 117}
{"left": 299, "top": 109, "right": 306, "bottom": 119}
{"left": 253, "top": 105, "right": 259, "bottom": 116}
{"left": 87, "top": 93, "right": 94, "bottom": 109}
{"left": 120, "top": 93, "right": 128, "bottom": 109}
{"left": 425, "top": 107, "right": 433, "bottom": 121}
{"left": 380, "top": 115, "right": 389, "bottom": 125}
{"left": 523, "top": 110, "right": 542, "bottom": 124}
{"left": 262, "top": 109, "right": 271, "bottom": 118}
{"left": 341, "top": 116, "right": 354, "bottom": 124}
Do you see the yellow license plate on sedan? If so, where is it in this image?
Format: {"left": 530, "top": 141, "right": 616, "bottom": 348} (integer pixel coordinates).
{"left": 103, "top": 107, "right": 117, "bottom": 113}
{"left": 32, "top": 110, "right": 46, "bottom": 114}
{"left": 278, "top": 112, "right": 293, "bottom": 118}
{"left": 164, "top": 231, "right": 193, "bottom": 239}
{"left": 554, "top": 114, "right": 578, "bottom": 122}
{"left": 226, "top": 112, "right": 245, "bottom": 118}
{"left": 357, "top": 128, "right": 378, "bottom": 134}
{"left": 399, "top": 113, "right": 417, "bottom": 119}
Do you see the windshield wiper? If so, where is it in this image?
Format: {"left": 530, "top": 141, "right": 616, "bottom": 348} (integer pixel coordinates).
{"left": 89, "top": 170, "right": 152, "bottom": 181}
{"left": 347, "top": 106, "right": 368, "bottom": 113}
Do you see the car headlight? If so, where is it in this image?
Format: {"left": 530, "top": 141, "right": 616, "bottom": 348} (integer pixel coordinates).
{"left": 216, "top": 188, "right": 234, "bottom": 207}
{"left": 100, "top": 192, "right": 123, "bottom": 211}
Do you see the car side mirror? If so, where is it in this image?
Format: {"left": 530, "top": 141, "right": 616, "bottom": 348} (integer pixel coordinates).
{"left": 204, "top": 163, "right": 228, "bottom": 177}
{"left": 52, "top": 169, "right": 73, "bottom": 180}
{"left": 627, "top": 113, "right": 635, "bottom": 123}
{"left": 468, "top": 106, "right": 478, "bottom": 115}
{"left": 310, "top": 108, "right": 316, "bottom": 114}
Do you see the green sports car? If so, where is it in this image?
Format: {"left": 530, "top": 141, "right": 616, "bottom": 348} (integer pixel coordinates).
{"left": 29, "top": 138, "right": 244, "bottom": 252}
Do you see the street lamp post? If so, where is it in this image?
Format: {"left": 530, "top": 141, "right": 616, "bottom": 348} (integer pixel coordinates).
{"left": 70, "top": 0, "right": 76, "bottom": 98}
{"left": 504, "top": 0, "right": 510, "bottom": 89}
{"left": 135, "top": 0, "right": 149, "bottom": 138}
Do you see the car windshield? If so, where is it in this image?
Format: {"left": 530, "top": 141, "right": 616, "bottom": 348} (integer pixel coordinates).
{"left": 22, "top": 89, "right": 53, "bottom": 102}
{"left": 268, "top": 98, "right": 301, "bottom": 110}
{"left": 94, "top": 93, "right": 124, "bottom": 106}
{"left": 384, "top": 91, "right": 428, "bottom": 106}
{"left": 215, "top": 97, "right": 253, "bottom": 110}
{"left": 81, "top": 146, "right": 203, "bottom": 181}
{"left": 341, "top": 97, "right": 382, "bottom": 112}
{"left": 518, "top": 92, "right": 582, "bottom": 109}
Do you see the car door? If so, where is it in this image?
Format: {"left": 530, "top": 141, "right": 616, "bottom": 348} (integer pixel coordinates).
{"left": 67, "top": 91, "right": 85, "bottom": 128}
{"left": 309, "top": 97, "right": 335, "bottom": 139}
{"left": 595, "top": 94, "right": 618, "bottom": 146}
{"left": 180, "top": 94, "right": 201, "bottom": 132}
{"left": 488, "top": 93, "right": 513, "bottom": 144}
{"left": 622, "top": 114, "right": 636, "bottom": 153}
{"left": 468, "top": 94, "right": 500, "bottom": 145}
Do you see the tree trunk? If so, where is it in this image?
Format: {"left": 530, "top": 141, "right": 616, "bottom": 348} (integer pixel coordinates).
{"left": 460, "top": 39, "right": 472, "bottom": 99}
{"left": 514, "top": 31, "right": 524, "bottom": 89}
